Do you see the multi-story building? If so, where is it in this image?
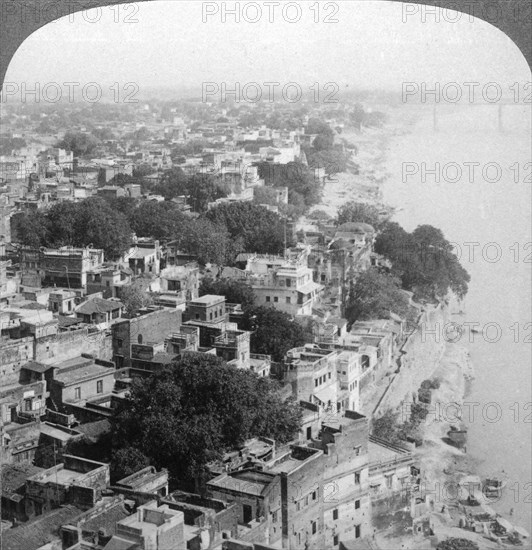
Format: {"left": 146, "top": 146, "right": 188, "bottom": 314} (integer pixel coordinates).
{"left": 233, "top": 248, "right": 323, "bottom": 316}
{"left": 48, "top": 355, "right": 116, "bottom": 411}
{"left": 21, "top": 246, "right": 105, "bottom": 289}
{"left": 283, "top": 345, "right": 339, "bottom": 413}
{"left": 104, "top": 501, "right": 185, "bottom": 550}
{"left": 208, "top": 410, "right": 372, "bottom": 550}
{"left": 125, "top": 239, "right": 162, "bottom": 276}
{"left": 24, "top": 455, "right": 110, "bottom": 518}
{"left": 181, "top": 295, "right": 253, "bottom": 369}
{"left": 112, "top": 306, "right": 182, "bottom": 368}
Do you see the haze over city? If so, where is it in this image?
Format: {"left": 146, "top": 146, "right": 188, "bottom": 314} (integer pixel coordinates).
{"left": 4, "top": 1, "right": 530, "bottom": 93}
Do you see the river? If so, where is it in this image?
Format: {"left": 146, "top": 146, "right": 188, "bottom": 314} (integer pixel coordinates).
{"left": 381, "top": 103, "right": 532, "bottom": 533}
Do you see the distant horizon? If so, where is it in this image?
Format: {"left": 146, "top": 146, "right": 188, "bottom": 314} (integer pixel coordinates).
{"left": 3, "top": 1, "right": 529, "bottom": 97}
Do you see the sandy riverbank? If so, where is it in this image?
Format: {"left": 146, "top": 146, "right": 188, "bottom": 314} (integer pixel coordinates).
{"left": 309, "top": 126, "right": 392, "bottom": 218}
{"left": 313, "top": 118, "right": 530, "bottom": 548}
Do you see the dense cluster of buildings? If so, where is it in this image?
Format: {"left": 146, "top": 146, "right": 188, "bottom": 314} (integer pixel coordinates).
{"left": 0, "top": 102, "right": 431, "bottom": 549}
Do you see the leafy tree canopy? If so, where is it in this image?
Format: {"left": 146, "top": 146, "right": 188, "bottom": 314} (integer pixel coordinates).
{"left": 345, "top": 267, "right": 411, "bottom": 325}
{"left": 119, "top": 281, "right": 154, "bottom": 317}
{"left": 129, "top": 201, "right": 187, "bottom": 242}
{"left": 337, "top": 201, "right": 382, "bottom": 229}
{"left": 57, "top": 131, "right": 100, "bottom": 157}
{"left": 199, "top": 278, "right": 256, "bottom": 308}
{"left": 375, "top": 222, "right": 470, "bottom": 301}
{"left": 179, "top": 218, "right": 239, "bottom": 266}
{"left": 111, "top": 353, "right": 302, "bottom": 481}
{"left": 240, "top": 306, "right": 313, "bottom": 362}
{"left": 204, "top": 202, "right": 287, "bottom": 255}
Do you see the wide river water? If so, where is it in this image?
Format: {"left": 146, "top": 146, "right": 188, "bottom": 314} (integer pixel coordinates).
{"left": 382, "top": 104, "right": 532, "bottom": 532}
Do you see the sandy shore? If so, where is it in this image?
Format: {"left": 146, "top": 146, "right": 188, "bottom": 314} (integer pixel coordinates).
{"left": 309, "top": 127, "right": 392, "bottom": 217}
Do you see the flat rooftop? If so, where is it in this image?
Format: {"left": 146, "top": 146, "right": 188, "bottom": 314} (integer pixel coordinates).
{"left": 54, "top": 362, "right": 114, "bottom": 386}
{"left": 209, "top": 470, "right": 275, "bottom": 496}
{"left": 189, "top": 294, "right": 225, "bottom": 306}
{"left": 368, "top": 440, "right": 408, "bottom": 464}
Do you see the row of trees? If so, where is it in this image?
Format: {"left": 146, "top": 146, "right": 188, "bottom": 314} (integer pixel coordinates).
{"left": 15, "top": 197, "right": 289, "bottom": 265}
{"left": 375, "top": 223, "right": 470, "bottom": 301}
{"left": 336, "top": 201, "right": 470, "bottom": 305}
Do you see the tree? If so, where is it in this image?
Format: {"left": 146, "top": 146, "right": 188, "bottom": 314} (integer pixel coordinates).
{"left": 109, "top": 196, "right": 138, "bottom": 221}
{"left": 11, "top": 211, "right": 49, "bottom": 248}
{"left": 45, "top": 198, "right": 132, "bottom": 260}
{"left": 119, "top": 282, "right": 153, "bottom": 316}
{"left": 110, "top": 447, "right": 150, "bottom": 482}
{"left": 371, "top": 410, "right": 402, "bottom": 444}
{"left": 375, "top": 222, "right": 470, "bottom": 301}
{"left": 199, "top": 278, "right": 256, "bottom": 308}
{"left": 312, "top": 134, "right": 335, "bottom": 152}
{"left": 0, "top": 136, "right": 26, "bottom": 155}
{"left": 257, "top": 162, "right": 322, "bottom": 212}
{"left": 337, "top": 201, "right": 382, "bottom": 229}
{"left": 153, "top": 167, "right": 188, "bottom": 200}
{"left": 130, "top": 201, "right": 187, "bottom": 242}
{"left": 240, "top": 306, "right": 313, "bottom": 362}
{"left": 179, "top": 218, "right": 238, "bottom": 266}
{"left": 204, "top": 202, "right": 287, "bottom": 255}
{"left": 72, "top": 198, "right": 133, "bottom": 260}
{"left": 345, "top": 268, "right": 410, "bottom": 325}
{"left": 185, "top": 173, "right": 229, "bottom": 212}
{"left": 306, "top": 118, "right": 334, "bottom": 136}
{"left": 111, "top": 354, "right": 302, "bottom": 481}
{"left": 57, "top": 131, "right": 100, "bottom": 157}
{"left": 310, "top": 149, "right": 349, "bottom": 176}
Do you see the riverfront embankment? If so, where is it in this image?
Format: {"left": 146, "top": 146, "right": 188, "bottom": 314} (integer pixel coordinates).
{"left": 313, "top": 110, "right": 530, "bottom": 548}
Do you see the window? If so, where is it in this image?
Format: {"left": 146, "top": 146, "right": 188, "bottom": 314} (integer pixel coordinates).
{"left": 312, "top": 491, "right": 317, "bottom": 500}
{"left": 96, "top": 380, "right": 103, "bottom": 394}
{"left": 195, "top": 313, "right": 200, "bottom": 319}
{"left": 74, "top": 387, "right": 81, "bottom": 400}
{"left": 311, "top": 521, "right": 317, "bottom": 534}
{"left": 328, "top": 372, "right": 331, "bottom": 379}
{"left": 315, "top": 379, "right": 319, "bottom": 387}
{"left": 137, "top": 334, "right": 143, "bottom": 344}
{"left": 266, "top": 296, "right": 270, "bottom": 302}
{"left": 332, "top": 508, "right": 338, "bottom": 520}
{"left": 305, "top": 496, "right": 309, "bottom": 506}
{"left": 355, "top": 499, "right": 360, "bottom": 510}
{"left": 117, "top": 338, "right": 123, "bottom": 349}
{"left": 286, "top": 279, "right": 291, "bottom": 287}
{"left": 24, "top": 399, "right": 32, "bottom": 411}
{"left": 355, "top": 524, "right": 361, "bottom": 538}
{"left": 274, "top": 296, "right": 279, "bottom": 303}
{"left": 209, "top": 312, "right": 213, "bottom": 320}
{"left": 296, "top": 501, "right": 300, "bottom": 511}
{"left": 272, "top": 510, "right": 278, "bottom": 523}
{"left": 333, "top": 535, "right": 339, "bottom": 546}
{"left": 354, "top": 471, "right": 361, "bottom": 485}
{"left": 286, "top": 297, "right": 291, "bottom": 304}
{"left": 385, "top": 475, "right": 393, "bottom": 489}
{"left": 354, "top": 445, "right": 361, "bottom": 456}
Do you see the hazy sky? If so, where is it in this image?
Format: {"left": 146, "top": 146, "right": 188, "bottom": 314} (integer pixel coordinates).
{"left": 4, "top": 1, "right": 530, "bottom": 97}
